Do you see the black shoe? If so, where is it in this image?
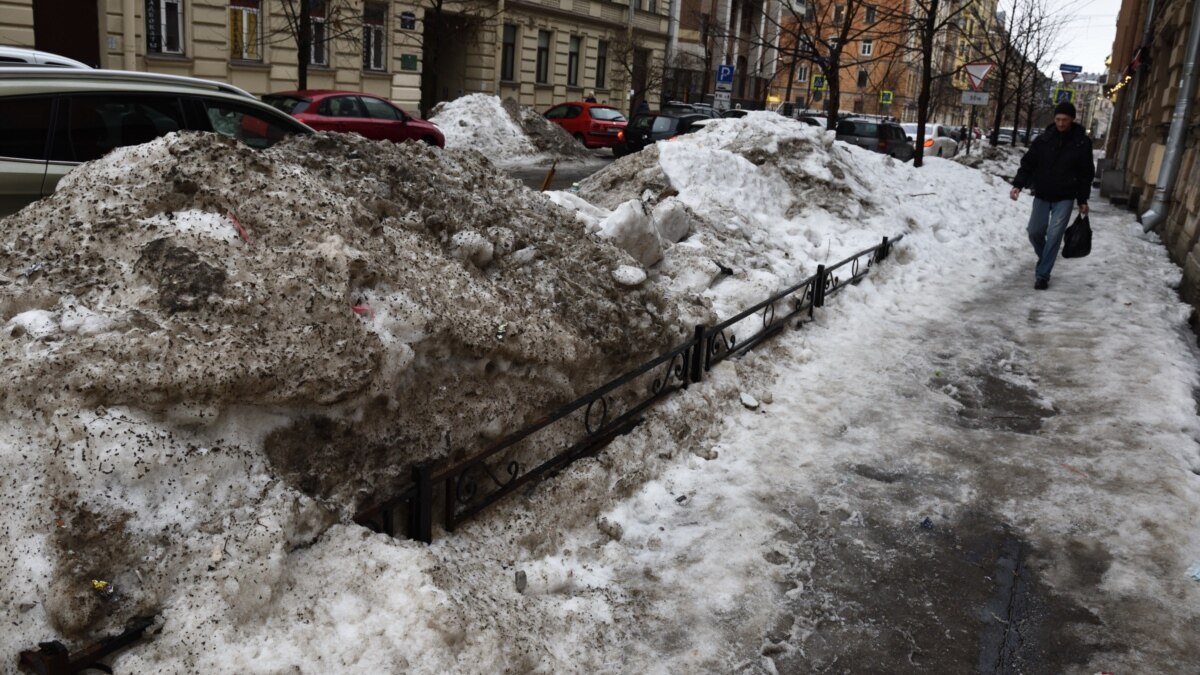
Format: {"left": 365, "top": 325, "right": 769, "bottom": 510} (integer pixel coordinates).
{"left": 1034, "top": 279, "right": 1049, "bottom": 290}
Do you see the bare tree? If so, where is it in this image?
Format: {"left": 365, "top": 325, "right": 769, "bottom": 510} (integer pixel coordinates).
{"left": 889, "top": 0, "right": 973, "bottom": 167}
{"left": 610, "top": 33, "right": 667, "bottom": 116}
{"left": 274, "top": 0, "right": 363, "bottom": 90}
{"left": 758, "top": 0, "right": 910, "bottom": 129}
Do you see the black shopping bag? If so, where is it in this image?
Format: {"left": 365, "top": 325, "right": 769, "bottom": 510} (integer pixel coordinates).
{"left": 1062, "top": 213, "right": 1091, "bottom": 258}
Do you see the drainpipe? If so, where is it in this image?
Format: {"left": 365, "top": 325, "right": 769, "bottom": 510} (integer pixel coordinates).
{"left": 1140, "top": 0, "right": 1200, "bottom": 232}
{"left": 122, "top": 0, "right": 137, "bottom": 70}
{"left": 1116, "top": 0, "right": 1158, "bottom": 170}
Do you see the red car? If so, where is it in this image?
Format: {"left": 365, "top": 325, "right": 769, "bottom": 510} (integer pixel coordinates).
{"left": 543, "top": 101, "right": 627, "bottom": 150}
{"left": 263, "top": 90, "right": 444, "bottom": 148}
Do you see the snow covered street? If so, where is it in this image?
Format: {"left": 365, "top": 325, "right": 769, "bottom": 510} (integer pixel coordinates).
{"left": 5, "top": 112, "right": 1199, "bottom": 673}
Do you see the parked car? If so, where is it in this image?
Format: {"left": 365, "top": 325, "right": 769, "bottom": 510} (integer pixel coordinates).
{"left": 264, "top": 90, "right": 444, "bottom": 148}
{"left": 660, "top": 101, "right": 720, "bottom": 118}
{"left": 834, "top": 117, "right": 914, "bottom": 160}
{"left": 798, "top": 114, "right": 825, "bottom": 127}
{"left": 542, "top": 101, "right": 627, "bottom": 150}
{"left": 614, "top": 113, "right": 709, "bottom": 157}
{"left": 721, "top": 108, "right": 749, "bottom": 118}
{"left": 900, "top": 122, "right": 959, "bottom": 158}
{"left": 0, "top": 46, "right": 91, "bottom": 69}
{"left": 0, "top": 67, "right": 312, "bottom": 216}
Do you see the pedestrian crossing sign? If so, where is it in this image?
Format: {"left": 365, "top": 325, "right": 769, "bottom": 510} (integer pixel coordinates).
{"left": 879, "top": 90, "right": 894, "bottom": 105}
{"left": 811, "top": 74, "right": 828, "bottom": 91}
{"left": 1052, "top": 87, "right": 1075, "bottom": 104}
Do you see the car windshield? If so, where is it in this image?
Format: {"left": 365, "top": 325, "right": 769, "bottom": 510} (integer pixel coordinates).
{"left": 263, "top": 95, "right": 310, "bottom": 114}
{"left": 588, "top": 107, "right": 625, "bottom": 122}
{"left": 651, "top": 116, "right": 677, "bottom": 134}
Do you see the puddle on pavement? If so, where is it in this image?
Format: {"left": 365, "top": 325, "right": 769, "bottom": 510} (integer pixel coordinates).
{"left": 763, "top": 508, "right": 1117, "bottom": 674}
{"left": 931, "top": 355, "right": 1055, "bottom": 434}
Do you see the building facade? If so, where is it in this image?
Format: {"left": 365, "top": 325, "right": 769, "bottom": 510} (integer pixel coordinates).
{"left": 1104, "top": 0, "right": 1200, "bottom": 307}
{"left": 0, "top": 0, "right": 672, "bottom": 117}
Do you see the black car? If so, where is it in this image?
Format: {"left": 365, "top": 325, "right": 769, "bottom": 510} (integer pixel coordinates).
{"left": 834, "top": 117, "right": 914, "bottom": 161}
{"left": 613, "top": 113, "right": 709, "bottom": 157}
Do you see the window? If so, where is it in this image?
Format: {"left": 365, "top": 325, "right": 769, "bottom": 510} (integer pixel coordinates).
{"left": 833, "top": 4, "right": 844, "bottom": 23}
{"left": 318, "top": 96, "right": 365, "bottom": 117}
{"left": 567, "top": 36, "right": 581, "bottom": 87}
{"left": 595, "top": 40, "right": 608, "bottom": 88}
{"left": 501, "top": 24, "right": 517, "bottom": 81}
{"left": 310, "top": 1, "right": 328, "bottom": 67}
{"left": 544, "top": 104, "right": 568, "bottom": 119}
{"left": 865, "top": 5, "right": 876, "bottom": 23}
{"left": 147, "top": 0, "right": 185, "bottom": 54}
{"left": 649, "top": 0, "right": 657, "bottom": 12}
{"left": 50, "top": 95, "right": 186, "bottom": 162}
{"left": 0, "top": 97, "right": 53, "bottom": 160}
{"left": 857, "top": 69, "right": 868, "bottom": 87}
{"left": 363, "top": 4, "right": 386, "bottom": 71}
{"left": 536, "top": 30, "right": 551, "bottom": 84}
{"left": 795, "top": 64, "right": 809, "bottom": 83}
{"left": 229, "top": 0, "right": 261, "bottom": 61}
{"left": 197, "top": 99, "right": 301, "bottom": 149}
{"left": 359, "top": 96, "right": 402, "bottom": 120}
{"left": 828, "top": 36, "right": 839, "bottom": 51}
{"left": 860, "top": 39, "right": 873, "bottom": 57}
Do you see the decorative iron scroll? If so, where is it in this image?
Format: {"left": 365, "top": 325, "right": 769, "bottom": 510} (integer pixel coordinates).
{"left": 440, "top": 336, "right": 700, "bottom": 529}
{"left": 362, "top": 235, "right": 904, "bottom": 542}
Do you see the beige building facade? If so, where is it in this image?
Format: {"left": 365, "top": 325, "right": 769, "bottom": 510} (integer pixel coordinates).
{"left": 0, "top": 0, "right": 670, "bottom": 116}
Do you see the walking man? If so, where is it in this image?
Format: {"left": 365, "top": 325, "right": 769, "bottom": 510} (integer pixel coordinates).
{"left": 1008, "top": 101, "right": 1095, "bottom": 289}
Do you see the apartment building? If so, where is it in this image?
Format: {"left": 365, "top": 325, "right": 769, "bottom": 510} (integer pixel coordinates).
{"left": 669, "top": 0, "right": 780, "bottom": 107}
{"left": 0, "top": 0, "right": 671, "bottom": 116}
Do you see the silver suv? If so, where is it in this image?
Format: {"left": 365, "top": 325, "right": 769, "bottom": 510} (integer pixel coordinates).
{"left": 835, "top": 117, "right": 914, "bottom": 161}
{"left": 0, "top": 68, "right": 313, "bottom": 216}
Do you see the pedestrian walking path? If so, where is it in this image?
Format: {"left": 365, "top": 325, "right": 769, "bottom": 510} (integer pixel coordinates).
{"left": 713, "top": 195, "right": 1200, "bottom": 672}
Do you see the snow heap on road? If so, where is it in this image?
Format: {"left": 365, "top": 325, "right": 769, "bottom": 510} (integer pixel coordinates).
{"left": 546, "top": 112, "right": 923, "bottom": 320}
{"left": 0, "top": 112, "right": 1048, "bottom": 671}
{"left": 0, "top": 131, "right": 681, "bottom": 647}
{"left": 954, "top": 142, "right": 1024, "bottom": 180}
{"left": 430, "top": 93, "right": 590, "bottom": 164}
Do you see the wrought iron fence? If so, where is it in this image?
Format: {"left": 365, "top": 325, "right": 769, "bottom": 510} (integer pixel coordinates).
{"left": 355, "top": 235, "right": 902, "bottom": 542}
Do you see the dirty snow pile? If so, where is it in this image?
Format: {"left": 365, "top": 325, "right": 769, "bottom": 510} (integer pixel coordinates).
{"left": 3, "top": 111, "right": 1161, "bottom": 673}
{"left": 954, "top": 142, "right": 1025, "bottom": 179}
{"left": 546, "top": 112, "right": 926, "bottom": 321}
{"left": 0, "top": 131, "right": 683, "bottom": 653}
{"left": 430, "top": 93, "right": 590, "bottom": 164}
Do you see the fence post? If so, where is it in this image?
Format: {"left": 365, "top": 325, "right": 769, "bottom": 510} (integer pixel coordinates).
{"left": 689, "top": 325, "right": 705, "bottom": 383}
{"left": 814, "top": 264, "right": 826, "bottom": 309}
{"left": 409, "top": 463, "right": 433, "bottom": 544}
{"left": 876, "top": 236, "right": 890, "bottom": 263}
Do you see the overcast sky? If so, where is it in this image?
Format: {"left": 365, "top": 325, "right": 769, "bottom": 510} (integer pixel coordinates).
{"left": 1046, "top": 0, "right": 1124, "bottom": 76}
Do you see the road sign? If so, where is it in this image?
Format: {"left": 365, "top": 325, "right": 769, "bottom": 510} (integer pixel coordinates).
{"left": 811, "top": 74, "right": 828, "bottom": 91}
{"left": 1062, "top": 72, "right": 1078, "bottom": 84}
{"left": 716, "top": 64, "right": 735, "bottom": 92}
{"left": 962, "top": 91, "right": 990, "bottom": 106}
{"left": 713, "top": 91, "right": 731, "bottom": 111}
{"left": 963, "top": 61, "right": 995, "bottom": 92}
{"left": 1059, "top": 63, "right": 1083, "bottom": 72}
{"left": 879, "top": 90, "right": 894, "bottom": 105}
{"left": 1052, "top": 87, "right": 1075, "bottom": 104}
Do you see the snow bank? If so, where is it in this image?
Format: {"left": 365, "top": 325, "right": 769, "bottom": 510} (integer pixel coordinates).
{"left": 430, "top": 94, "right": 590, "bottom": 164}
{"left": 0, "top": 131, "right": 682, "bottom": 647}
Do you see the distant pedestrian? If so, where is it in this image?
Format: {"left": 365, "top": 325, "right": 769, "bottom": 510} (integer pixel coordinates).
{"left": 1009, "top": 101, "right": 1094, "bottom": 290}
{"left": 636, "top": 99, "right": 650, "bottom": 115}
{"left": 584, "top": 92, "right": 597, "bottom": 103}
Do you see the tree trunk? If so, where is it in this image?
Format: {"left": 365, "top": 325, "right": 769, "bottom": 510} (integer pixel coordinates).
{"left": 913, "top": 0, "right": 939, "bottom": 168}
{"left": 298, "top": 0, "right": 310, "bottom": 90}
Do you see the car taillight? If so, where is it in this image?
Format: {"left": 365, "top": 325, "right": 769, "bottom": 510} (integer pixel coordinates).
{"left": 924, "top": 138, "right": 934, "bottom": 148}
{"left": 617, "top": 130, "right": 624, "bottom": 141}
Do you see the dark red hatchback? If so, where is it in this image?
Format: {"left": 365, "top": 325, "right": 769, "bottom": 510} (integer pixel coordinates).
{"left": 543, "top": 101, "right": 627, "bottom": 150}
{"left": 264, "top": 90, "right": 444, "bottom": 148}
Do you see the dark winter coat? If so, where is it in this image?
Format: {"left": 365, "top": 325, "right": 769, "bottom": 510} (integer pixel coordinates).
{"left": 1012, "top": 122, "right": 1095, "bottom": 203}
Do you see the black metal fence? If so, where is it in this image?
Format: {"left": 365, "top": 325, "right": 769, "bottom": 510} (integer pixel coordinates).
{"left": 355, "top": 235, "right": 901, "bottom": 542}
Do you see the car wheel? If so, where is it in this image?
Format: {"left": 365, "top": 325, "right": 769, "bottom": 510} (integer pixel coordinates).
{"left": 937, "top": 148, "right": 943, "bottom": 157}
{"left": 421, "top": 136, "right": 439, "bottom": 146}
